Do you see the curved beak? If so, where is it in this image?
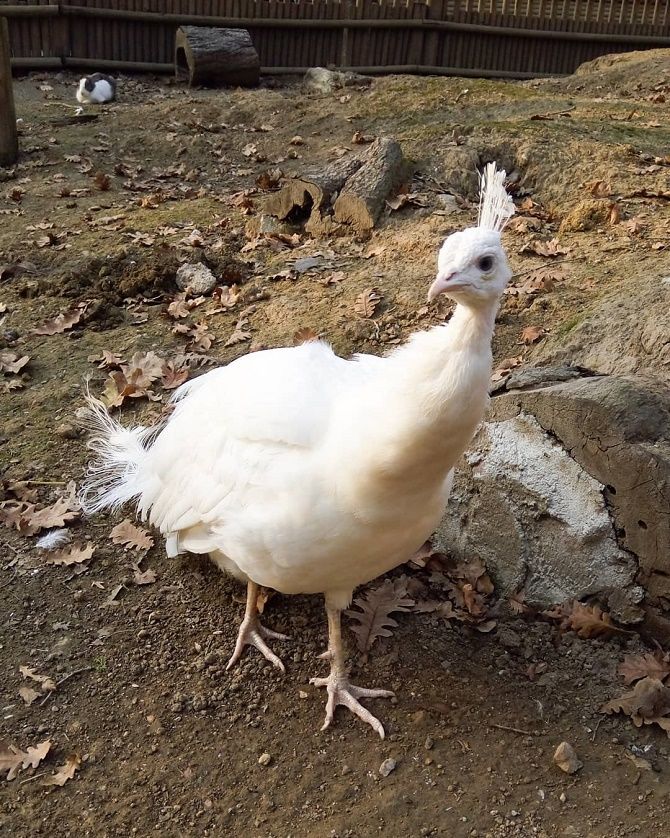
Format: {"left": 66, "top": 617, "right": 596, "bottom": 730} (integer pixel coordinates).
{"left": 427, "top": 271, "right": 466, "bottom": 302}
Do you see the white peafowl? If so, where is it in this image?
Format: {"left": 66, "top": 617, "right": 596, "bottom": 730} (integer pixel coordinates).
{"left": 80, "top": 163, "right": 515, "bottom": 738}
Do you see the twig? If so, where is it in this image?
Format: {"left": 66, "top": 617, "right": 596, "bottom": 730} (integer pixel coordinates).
{"left": 591, "top": 717, "right": 603, "bottom": 742}
{"left": 24, "top": 480, "right": 67, "bottom": 486}
{"left": 490, "top": 722, "right": 534, "bottom": 736}
{"left": 19, "top": 772, "right": 47, "bottom": 785}
{"left": 530, "top": 105, "right": 576, "bottom": 120}
{"left": 57, "top": 666, "right": 92, "bottom": 687}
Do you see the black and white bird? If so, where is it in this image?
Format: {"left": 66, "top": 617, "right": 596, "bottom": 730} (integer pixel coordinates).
{"left": 81, "top": 164, "right": 515, "bottom": 738}
{"left": 76, "top": 73, "right": 116, "bottom": 105}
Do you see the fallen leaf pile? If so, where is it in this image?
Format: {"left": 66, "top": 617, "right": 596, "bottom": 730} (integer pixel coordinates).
{"left": 97, "top": 350, "right": 191, "bottom": 408}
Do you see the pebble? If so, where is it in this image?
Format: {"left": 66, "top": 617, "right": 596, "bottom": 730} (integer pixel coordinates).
{"left": 424, "top": 735, "right": 434, "bottom": 750}
{"left": 258, "top": 752, "right": 272, "bottom": 766}
{"left": 55, "top": 422, "right": 79, "bottom": 439}
{"left": 379, "top": 758, "right": 397, "bottom": 777}
{"left": 553, "top": 741, "right": 583, "bottom": 774}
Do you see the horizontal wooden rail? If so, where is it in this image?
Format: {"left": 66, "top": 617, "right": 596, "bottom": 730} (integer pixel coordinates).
{"left": 9, "top": 55, "right": 559, "bottom": 80}
{"left": 1, "top": 4, "right": 59, "bottom": 16}
{"left": 45, "top": 6, "right": 670, "bottom": 47}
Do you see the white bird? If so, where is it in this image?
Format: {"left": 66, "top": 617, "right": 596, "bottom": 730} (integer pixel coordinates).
{"left": 76, "top": 74, "right": 116, "bottom": 105}
{"left": 80, "top": 164, "right": 515, "bottom": 738}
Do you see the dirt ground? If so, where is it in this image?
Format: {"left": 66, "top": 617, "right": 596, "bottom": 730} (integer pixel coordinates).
{"left": 1, "top": 51, "right": 670, "bottom": 837}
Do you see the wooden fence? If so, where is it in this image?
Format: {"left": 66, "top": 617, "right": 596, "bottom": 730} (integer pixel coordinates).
{"left": 2, "top": 0, "right": 670, "bottom": 80}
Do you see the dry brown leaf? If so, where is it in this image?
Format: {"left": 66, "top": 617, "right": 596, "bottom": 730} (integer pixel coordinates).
{"left": 622, "top": 217, "right": 645, "bottom": 235}
{"left": 18, "top": 686, "right": 41, "bottom": 706}
{"left": 19, "top": 665, "right": 56, "bottom": 692}
{"left": 354, "top": 288, "right": 381, "bottom": 319}
{"left": 93, "top": 171, "right": 111, "bottom": 191}
{"left": 0, "top": 352, "right": 30, "bottom": 374}
{"left": 521, "top": 325, "right": 546, "bottom": 345}
{"left": 491, "top": 355, "right": 523, "bottom": 382}
{"left": 509, "top": 590, "right": 531, "bottom": 615}
{"left": 545, "top": 599, "right": 627, "bottom": 639}
{"left": 43, "top": 753, "right": 81, "bottom": 787}
{"left": 2, "top": 495, "right": 80, "bottom": 536}
{"left": 345, "top": 577, "right": 415, "bottom": 653}
{"left": 0, "top": 739, "right": 51, "bottom": 781}
{"left": 293, "top": 327, "right": 319, "bottom": 345}
{"left": 110, "top": 520, "right": 154, "bottom": 551}
{"left": 160, "top": 360, "right": 189, "bottom": 390}
{"left": 601, "top": 677, "right": 670, "bottom": 735}
{"left": 32, "top": 306, "right": 86, "bottom": 336}
{"left": 506, "top": 266, "right": 563, "bottom": 297}
{"left": 256, "top": 586, "right": 275, "bottom": 614}
{"left": 609, "top": 203, "right": 622, "bottom": 225}
{"left": 618, "top": 652, "right": 670, "bottom": 685}
{"left": 585, "top": 179, "right": 612, "bottom": 198}
{"left": 224, "top": 317, "right": 251, "bottom": 347}
{"left": 46, "top": 543, "right": 95, "bottom": 566}
{"left": 133, "top": 567, "right": 157, "bottom": 585}
{"left": 520, "top": 238, "right": 569, "bottom": 258}
{"left": 89, "top": 349, "right": 123, "bottom": 369}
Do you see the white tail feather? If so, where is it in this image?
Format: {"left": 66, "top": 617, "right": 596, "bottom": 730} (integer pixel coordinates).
{"left": 78, "top": 392, "right": 159, "bottom": 515}
{"left": 477, "top": 162, "right": 515, "bottom": 233}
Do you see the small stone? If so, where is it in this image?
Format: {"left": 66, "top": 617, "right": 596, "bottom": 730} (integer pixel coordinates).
{"left": 298, "top": 690, "right": 308, "bottom": 699}
{"left": 258, "top": 752, "right": 272, "bottom": 766}
{"left": 341, "top": 764, "right": 351, "bottom": 776}
{"left": 175, "top": 263, "right": 217, "bottom": 295}
{"left": 289, "top": 135, "right": 304, "bottom": 146}
{"left": 425, "top": 735, "right": 434, "bottom": 750}
{"left": 55, "top": 422, "right": 79, "bottom": 439}
{"left": 559, "top": 792, "right": 567, "bottom": 803}
{"left": 553, "top": 741, "right": 583, "bottom": 775}
{"left": 379, "top": 758, "right": 397, "bottom": 777}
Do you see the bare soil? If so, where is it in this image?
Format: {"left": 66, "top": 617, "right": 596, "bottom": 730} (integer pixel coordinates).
{"left": 1, "top": 53, "right": 670, "bottom": 837}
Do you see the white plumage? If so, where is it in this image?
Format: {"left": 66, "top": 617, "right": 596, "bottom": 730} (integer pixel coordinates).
{"left": 81, "top": 164, "right": 514, "bottom": 738}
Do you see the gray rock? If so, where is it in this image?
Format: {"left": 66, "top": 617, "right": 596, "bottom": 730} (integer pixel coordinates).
{"left": 439, "top": 372, "right": 670, "bottom": 632}
{"left": 303, "top": 67, "right": 372, "bottom": 94}
{"left": 379, "top": 757, "right": 397, "bottom": 777}
{"left": 175, "top": 262, "right": 217, "bottom": 295}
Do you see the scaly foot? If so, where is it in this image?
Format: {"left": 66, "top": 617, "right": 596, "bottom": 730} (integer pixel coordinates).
{"left": 227, "top": 615, "right": 289, "bottom": 673}
{"left": 311, "top": 669, "right": 394, "bottom": 739}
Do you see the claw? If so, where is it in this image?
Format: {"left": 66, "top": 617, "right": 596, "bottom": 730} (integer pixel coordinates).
{"left": 311, "top": 674, "right": 394, "bottom": 739}
{"left": 227, "top": 617, "right": 287, "bottom": 672}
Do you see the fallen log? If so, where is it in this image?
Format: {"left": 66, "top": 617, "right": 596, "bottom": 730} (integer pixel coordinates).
{"left": 333, "top": 137, "right": 404, "bottom": 232}
{"left": 175, "top": 26, "right": 260, "bottom": 88}
{"left": 264, "top": 155, "right": 364, "bottom": 222}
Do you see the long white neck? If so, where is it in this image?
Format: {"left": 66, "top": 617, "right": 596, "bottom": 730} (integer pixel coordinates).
{"left": 346, "top": 300, "right": 499, "bottom": 493}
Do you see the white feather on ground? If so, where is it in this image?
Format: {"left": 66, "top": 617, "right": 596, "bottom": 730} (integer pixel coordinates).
{"left": 80, "top": 164, "right": 515, "bottom": 738}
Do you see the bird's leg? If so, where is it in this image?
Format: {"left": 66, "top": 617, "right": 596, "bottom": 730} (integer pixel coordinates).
{"left": 226, "top": 580, "right": 288, "bottom": 673}
{"left": 310, "top": 597, "right": 394, "bottom": 739}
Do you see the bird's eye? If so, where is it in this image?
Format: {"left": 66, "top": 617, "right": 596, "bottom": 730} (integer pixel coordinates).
{"left": 478, "top": 255, "right": 494, "bottom": 273}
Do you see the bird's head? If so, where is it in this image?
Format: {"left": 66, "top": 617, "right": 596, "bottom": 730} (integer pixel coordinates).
{"left": 428, "top": 164, "right": 515, "bottom": 308}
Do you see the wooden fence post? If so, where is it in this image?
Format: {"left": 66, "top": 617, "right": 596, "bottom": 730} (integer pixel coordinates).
{"left": 0, "top": 16, "right": 18, "bottom": 167}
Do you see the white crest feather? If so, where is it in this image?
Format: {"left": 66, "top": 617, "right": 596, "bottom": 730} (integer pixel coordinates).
{"left": 477, "top": 162, "right": 515, "bottom": 233}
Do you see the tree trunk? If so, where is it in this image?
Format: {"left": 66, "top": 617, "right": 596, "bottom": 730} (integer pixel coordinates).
{"left": 0, "top": 16, "right": 18, "bottom": 167}
{"left": 264, "top": 156, "right": 364, "bottom": 222}
{"left": 334, "top": 137, "right": 404, "bottom": 233}
{"left": 175, "top": 26, "right": 260, "bottom": 88}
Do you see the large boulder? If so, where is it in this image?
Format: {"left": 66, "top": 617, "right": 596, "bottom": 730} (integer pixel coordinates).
{"left": 437, "top": 370, "right": 670, "bottom": 634}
